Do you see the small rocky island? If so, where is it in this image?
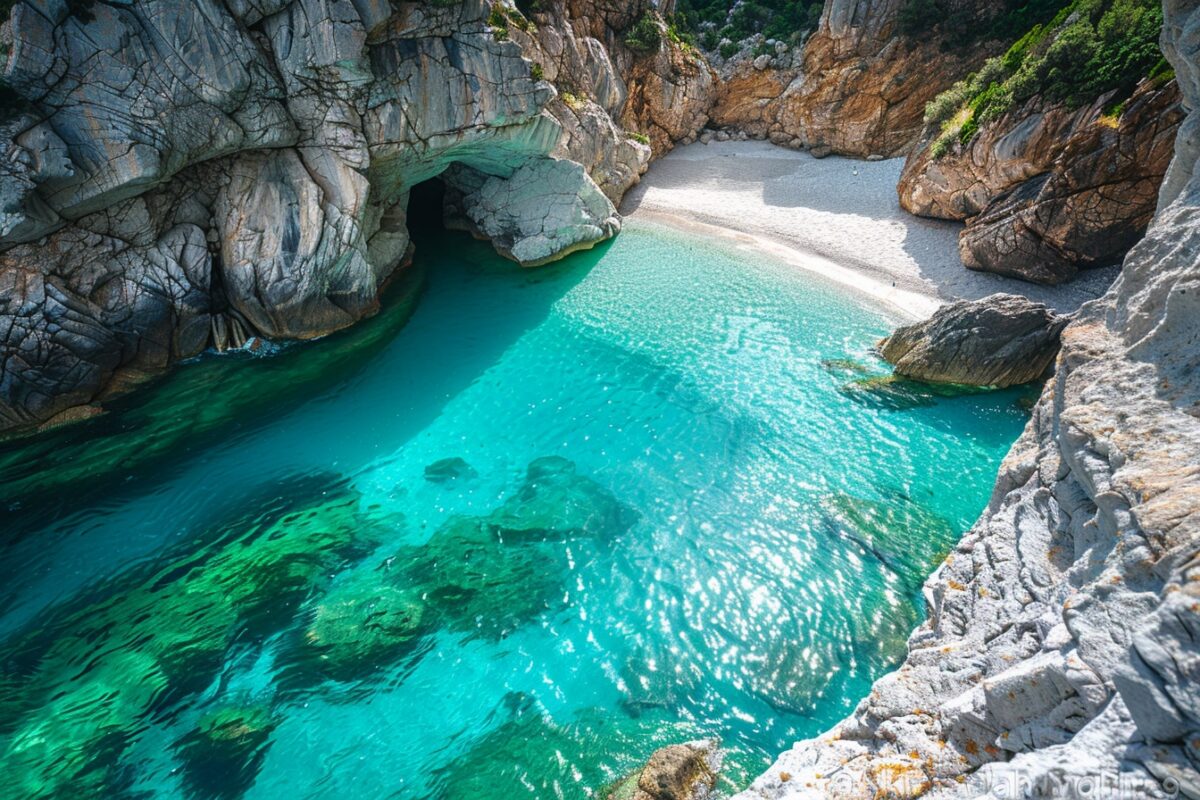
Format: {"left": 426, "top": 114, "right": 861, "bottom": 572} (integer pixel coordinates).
{"left": 1, "top": 0, "right": 1197, "bottom": 798}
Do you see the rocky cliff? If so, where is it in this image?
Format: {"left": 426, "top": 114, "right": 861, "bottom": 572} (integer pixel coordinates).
{"left": 703, "top": 0, "right": 1014, "bottom": 157}
{"left": 897, "top": 0, "right": 1181, "bottom": 285}
{"left": 734, "top": 1, "right": 1200, "bottom": 797}
{"left": 0, "top": 0, "right": 710, "bottom": 434}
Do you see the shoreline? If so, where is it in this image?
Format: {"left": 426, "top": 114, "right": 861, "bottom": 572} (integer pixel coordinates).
{"left": 631, "top": 207, "right": 940, "bottom": 320}
{"left": 622, "top": 141, "right": 1118, "bottom": 319}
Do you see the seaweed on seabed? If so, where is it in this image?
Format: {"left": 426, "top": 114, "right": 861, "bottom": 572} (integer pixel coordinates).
{"left": 0, "top": 474, "right": 388, "bottom": 800}
{"left": 819, "top": 489, "right": 958, "bottom": 593}
{"left": 838, "top": 374, "right": 987, "bottom": 411}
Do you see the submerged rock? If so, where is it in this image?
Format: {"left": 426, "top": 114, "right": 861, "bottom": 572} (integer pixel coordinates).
{"left": 837, "top": 374, "right": 978, "bottom": 411}
{"left": 821, "top": 492, "right": 957, "bottom": 594}
{"left": 424, "top": 457, "right": 478, "bottom": 484}
{"left": 291, "top": 569, "right": 428, "bottom": 683}
{"left": 402, "top": 515, "right": 565, "bottom": 640}
{"left": 878, "top": 294, "right": 1069, "bottom": 388}
{"left": 487, "top": 456, "right": 637, "bottom": 542}
{"left": 176, "top": 705, "right": 277, "bottom": 799}
{"left": 0, "top": 478, "right": 383, "bottom": 798}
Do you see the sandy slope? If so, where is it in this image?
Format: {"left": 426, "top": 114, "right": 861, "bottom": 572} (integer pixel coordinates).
{"left": 622, "top": 141, "right": 1117, "bottom": 319}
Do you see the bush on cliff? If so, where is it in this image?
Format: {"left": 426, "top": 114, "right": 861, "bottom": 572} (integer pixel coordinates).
{"left": 674, "top": 0, "right": 823, "bottom": 49}
{"left": 624, "top": 12, "right": 664, "bottom": 53}
{"left": 924, "top": 0, "right": 1165, "bottom": 157}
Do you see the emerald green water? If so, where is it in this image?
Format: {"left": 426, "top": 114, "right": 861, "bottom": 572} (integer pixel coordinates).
{"left": 0, "top": 219, "right": 1030, "bottom": 800}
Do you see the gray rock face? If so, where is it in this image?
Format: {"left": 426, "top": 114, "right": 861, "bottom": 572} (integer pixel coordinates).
{"left": 878, "top": 294, "right": 1069, "bottom": 388}
{"left": 0, "top": 0, "right": 703, "bottom": 433}
{"left": 735, "top": 2, "right": 1200, "bottom": 798}
{"left": 443, "top": 159, "right": 621, "bottom": 266}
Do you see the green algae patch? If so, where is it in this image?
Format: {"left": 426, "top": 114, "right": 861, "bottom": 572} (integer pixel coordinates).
{"left": 0, "top": 480, "right": 388, "bottom": 799}
{"left": 839, "top": 374, "right": 987, "bottom": 410}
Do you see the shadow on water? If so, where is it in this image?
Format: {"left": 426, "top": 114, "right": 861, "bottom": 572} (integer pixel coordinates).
{"left": 0, "top": 178, "right": 610, "bottom": 543}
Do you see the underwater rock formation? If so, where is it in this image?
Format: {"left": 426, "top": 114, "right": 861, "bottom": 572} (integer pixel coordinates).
{"left": 176, "top": 705, "right": 278, "bottom": 800}
{"left": 735, "top": 1, "right": 1200, "bottom": 797}
{"left": 0, "top": 0, "right": 708, "bottom": 433}
{"left": 879, "top": 293, "right": 1069, "bottom": 388}
{"left": 0, "top": 480, "right": 381, "bottom": 799}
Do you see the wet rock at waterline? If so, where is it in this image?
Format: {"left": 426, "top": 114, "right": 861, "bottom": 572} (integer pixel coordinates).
{"left": 608, "top": 739, "right": 723, "bottom": 800}
{"left": 878, "top": 294, "right": 1069, "bottom": 388}
{"left": 837, "top": 374, "right": 982, "bottom": 411}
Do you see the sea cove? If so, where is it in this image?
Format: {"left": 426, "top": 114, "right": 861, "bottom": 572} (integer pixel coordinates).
{"left": 0, "top": 220, "right": 1030, "bottom": 798}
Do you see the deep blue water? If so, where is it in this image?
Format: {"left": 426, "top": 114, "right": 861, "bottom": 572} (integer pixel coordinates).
{"left": 0, "top": 220, "right": 1031, "bottom": 799}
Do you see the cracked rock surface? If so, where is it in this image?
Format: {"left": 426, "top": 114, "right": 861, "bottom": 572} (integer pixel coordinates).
{"left": 0, "top": 0, "right": 706, "bottom": 433}
{"left": 734, "top": 2, "right": 1200, "bottom": 797}
{"left": 900, "top": 78, "right": 1183, "bottom": 285}
{"left": 878, "top": 294, "right": 1069, "bottom": 388}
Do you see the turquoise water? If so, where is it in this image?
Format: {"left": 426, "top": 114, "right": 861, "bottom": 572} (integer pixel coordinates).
{"left": 0, "top": 219, "right": 1031, "bottom": 800}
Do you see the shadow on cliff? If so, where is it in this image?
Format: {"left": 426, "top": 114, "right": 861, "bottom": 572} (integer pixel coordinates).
{"left": 624, "top": 143, "right": 1117, "bottom": 311}
{"left": 0, "top": 179, "right": 610, "bottom": 542}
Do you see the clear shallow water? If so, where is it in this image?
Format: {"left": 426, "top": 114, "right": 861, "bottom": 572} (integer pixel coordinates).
{"left": 0, "top": 219, "right": 1032, "bottom": 800}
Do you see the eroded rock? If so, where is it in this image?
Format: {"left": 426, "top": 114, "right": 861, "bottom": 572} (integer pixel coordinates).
{"left": 901, "top": 78, "right": 1183, "bottom": 284}
{"left": 878, "top": 293, "right": 1070, "bottom": 387}
{"left": 734, "top": 2, "right": 1200, "bottom": 796}
{"left": 0, "top": 0, "right": 708, "bottom": 434}
{"left": 609, "top": 739, "right": 723, "bottom": 800}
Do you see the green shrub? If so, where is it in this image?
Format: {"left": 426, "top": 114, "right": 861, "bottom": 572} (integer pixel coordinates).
{"left": 675, "top": 0, "right": 824, "bottom": 48}
{"left": 898, "top": 0, "right": 940, "bottom": 36}
{"left": 924, "top": 0, "right": 1164, "bottom": 155}
{"left": 718, "top": 40, "right": 738, "bottom": 59}
{"left": 625, "top": 12, "right": 663, "bottom": 53}
{"left": 530, "top": 62, "right": 544, "bottom": 81}
{"left": 627, "top": 131, "right": 651, "bottom": 146}
{"left": 487, "top": 5, "right": 509, "bottom": 40}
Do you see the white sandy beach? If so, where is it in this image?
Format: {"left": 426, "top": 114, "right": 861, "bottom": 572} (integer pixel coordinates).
{"left": 621, "top": 140, "right": 1118, "bottom": 319}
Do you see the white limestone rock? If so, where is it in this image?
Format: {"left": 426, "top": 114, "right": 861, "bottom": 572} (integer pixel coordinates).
{"left": 443, "top": 158, "right": 620, "bottom": 266}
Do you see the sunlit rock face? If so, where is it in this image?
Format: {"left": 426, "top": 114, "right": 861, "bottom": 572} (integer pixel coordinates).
{"left": 900, "top": 78, "right": 1183, "bottom": 284}
{"left": 735, "top": 2, "right": 1200, "bottom": 798}
{"left": 0, "top": 0, "right": 709, "bottom": 433}
{"left": 879, "top": 294, "right": 1069, "bottom": 389}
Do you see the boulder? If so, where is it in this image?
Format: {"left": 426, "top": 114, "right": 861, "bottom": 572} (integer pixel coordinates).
{"left": 442, "top": 158, "right": 621, "bottom": 267}
{"left": 878, "top": 294, "right": 1069, "bottom": 388}
{"left": 613, "top": 740, "right": 722, "bottom": 800}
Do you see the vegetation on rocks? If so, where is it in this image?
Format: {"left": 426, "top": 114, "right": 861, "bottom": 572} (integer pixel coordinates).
{"left": 923, "top": 0, "right": 1165, "bottom": 157}
{"left": 624, "top": 11, "right": 664, "bottom": 53}
{"left": 674, "top": 0, "right": 824, "bottom": 51}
